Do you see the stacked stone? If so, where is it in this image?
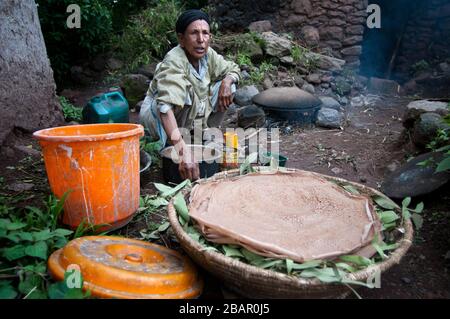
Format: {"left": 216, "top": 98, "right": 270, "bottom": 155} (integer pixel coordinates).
{"left": 277, "top": 0, "right": 368, "bottom": 70}
{"left": 395, "top": 0, "right": 450, "bottom": 80}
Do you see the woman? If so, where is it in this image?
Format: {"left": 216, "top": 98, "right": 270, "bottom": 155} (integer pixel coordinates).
{"left": 140, "top": 9, "right": 241, "bottom": 181}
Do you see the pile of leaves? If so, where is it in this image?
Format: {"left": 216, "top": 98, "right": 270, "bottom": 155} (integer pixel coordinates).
{"left": 160, "top": 161, "right": 423, "bottom": 298}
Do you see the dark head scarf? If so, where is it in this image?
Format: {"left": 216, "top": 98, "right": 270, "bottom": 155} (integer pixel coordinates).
{"left": 175, "top": 9, "right": 210, "bottom": 34}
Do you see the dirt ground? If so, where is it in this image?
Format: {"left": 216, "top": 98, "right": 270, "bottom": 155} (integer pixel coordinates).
{"left": 1, "top": 90, "right": 449, "bottom": 299}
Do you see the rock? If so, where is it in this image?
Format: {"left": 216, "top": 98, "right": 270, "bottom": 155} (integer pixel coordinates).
{"left": 120, "top": 74, "right": 150, "bottom": 108}
{"left": 321, "top": 26, "right": 345, "bottom": 41}
{"left": 404, "top": 100, "right": 449, "bottom": 128}
{"left": 13, "top": 145, "right": 41, "bottom": 157}
{"left": 382, "top": 151, "right": 450, "bottom": 198}
{"left": 7, "top": 182, "right": 34, "bottom": 192}
{"left": 237, "top": 105, "right": 266, "bottom": 128}
{"left": 91, "top": 54, "right": 107, "bottom": 72}
{"left": 301, "top": 83, "right": 315, "bottom": 95}
{"left": 260, "top": 32, "right": 292, "bottom": 57}
{"left": 136, "top": 62, "right": 158, "bottom": 79}
{"left": 321, "top": 83, "right": 330, "bottom": 89}
{"left": 241, "top": 70, "right": 251, "bottom": 81}
{"left": 248, "top": 20, "right": 272, "bottom": 33}
{"left": 306, "top": 73, "right": 321, "bottom": 84}
{"left": 412, "top": 113, "right": 448, "bottom": 148}
{"left": 106, "top": 57, "right": 124, "bottom": 71}
{"left": 319, "top": 96, "right": 342, "bottom": 111}
{"left": 387, "top": 161, "right": 401, "bottom": 173}
{"left": 234, "top": 85, "right": 259, "bottom": 107}
{"left": 316, "top": 107, "right": 344, "bottom": 128}
{"left": 263, "top": 78, "right": 273, "bottom": 90}
{"left": 343, "top": 35, "right": 363, "bottom": 46}
{"left": 261, "top": 32, "right": 345, "bottom": 72}
{"left": 439, "top": 62, "right": 450, "bottom": 74}
{"left": 280, "top": 56, "right": 294, "bottom": 65}
{"left": 70, "top": 66, "right": 93, "bottom": 85}
{"left": 334, "top": 77, "right": 352, "bottom": 95}
{"left": 67, "top": 121, "right": 80, "bottom": 126}
{"left": 402, "top": 79, "right": 417, "bottom": 95}
{"left": 368, "top": 77, "right": 401, "bottom": 95}
{"left": 359, "top": 177, "right": 367, "bottom": 183}
{"left": 301, "top": 26, "right": 320, "bottom": 46}
{"left": 331, "top": 167, "right": 343, "bottom": 175}
{"left": 401, "top": 277, "right": 412, "bottom": 284}
{"left": 294, "top": 75, "right": 305, "bottom": 88}
{"left": 341, "top": 45, "right": 362, "bottom": 56}
{"left": 307, "top": 52, "right": 346, "bottom": 73}
{"left": 253, "top": 87, "right": 321, "bottom": 110}
{"left": 292, "top": 0, "right": 312, "bottom": 15}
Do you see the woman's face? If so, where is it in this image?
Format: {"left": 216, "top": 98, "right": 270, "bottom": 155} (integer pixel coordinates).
{"left": 178, "top": 19, "right": 211, "bottom": 65}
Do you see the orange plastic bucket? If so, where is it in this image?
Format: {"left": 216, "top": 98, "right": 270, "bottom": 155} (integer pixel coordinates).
{"left": 33, "top": 123, "right": 144, "bottom": 230}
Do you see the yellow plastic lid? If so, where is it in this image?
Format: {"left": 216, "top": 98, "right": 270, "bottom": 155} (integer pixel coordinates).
{"left": 48, "top": 236, "right": 203, "bottom": 299}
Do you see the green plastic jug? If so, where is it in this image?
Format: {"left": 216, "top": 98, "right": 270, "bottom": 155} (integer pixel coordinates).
{"left": 82, "top": 91, "right": 129, "bottom": 124}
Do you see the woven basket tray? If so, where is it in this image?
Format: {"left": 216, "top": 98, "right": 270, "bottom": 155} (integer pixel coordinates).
{"left": 167, "top": 168, "right": 414, "bottom": 299}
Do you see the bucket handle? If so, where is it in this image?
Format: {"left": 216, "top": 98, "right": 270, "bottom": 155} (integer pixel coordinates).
{"left": 104, "top": 91, "right": 125, "bottom": 102}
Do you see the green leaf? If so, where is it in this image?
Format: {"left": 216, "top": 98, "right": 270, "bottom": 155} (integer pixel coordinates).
{"left": 186, "top": 226, "right": 201, "bottom": 242}
{"left": 241, "top": 248, "right": 265, "bottom": 264}
{"left": 436, "top": 157, "right": 450, "bottom": 172}
{"left": 372, "top": 241, "right": 387, "bottom": 259}
{"left": 335, "top": 262, "right": 357, "bottom": 273}
{"left": 25, "top": 241, "right": 48, "bottom": 260}
{"left": 300, "top": 268, "right": 342, "bottom": 283}
{"left": 5, "top": 221, "right": 27, "bottom": 231}
{"left": 157, "top": 222, "right": 170, "bottom": 233}
{"left": 342, "top": 185, "right": 360, "bottom": 195}
{"left": 154, "top": 183, "right": 174, "bottom": 194}
{"left": 402, "top": 197, "right": 411, "bottom": 209}
{"left": 410, "top": 202, "right": 424, "bottom": 214}
{"left": 222, "top": 245, "right": 245, "bottom": 258}
{"left": 173, "top": 193, "right": 190, "bottom": 223}
{"left": 290, "top": 260, "right": 324, "bottom": 270}
{"left": 240, "top": 152, "right": 258, "bottom": 175}
{"left": 155, "top": 179, "right": 190, "bottom": 198}
{"left": 3, "top": 245, "right": 26, "bottom": 261}
{"left": 53, "top": 228, "right": 74, "bottom": 237}
{"left": 378, "top": 211, "right": 400, "bottom": 224}
{"left": 32, "top": 229, "right": 54, "bottom": 241}
{"left": 147, "top": 197, "right": 169, "bottom": 208}
{"left": 255, "top": 259, "right": 283, "bottom": 269}
{"left": 19, "top": 273, "right": 42, "bottom": 295}
{"left": 16, "top": 232, "right": 34, "bottom": 241}
{"left": 373, "top": 196, "right": 397, "bottom": 210}
{"left": 411, "top": 213, "right": 424, "bottom": 230}
{"left": 339, "top": 255, "right": 373, "bottom": 267}
{"left": 436, "top": 145, "right": 450, "bottom": 152}
{"left": 286, "top": 259, "right": 294, "bottom": 274}
{"left": 0, "top": 284, "right": 18, "bottom": 299}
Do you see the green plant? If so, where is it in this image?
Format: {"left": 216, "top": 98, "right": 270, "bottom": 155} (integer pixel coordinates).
{"left": 113, "top": 0, "right": 182, "bottom": 71}
{"left": 0, "top": 192, "right": 91, "bottom": 298}
{"left": 410, "top": 60, "right": 430, "bottom": 75}
{"left": 236, "top": 52, "right": 252, "bottom": 67}
{"left": 37, "top": 0, "right": 114, "bottom": 85}
{"left": 291, "top": 45, "right": 319, "bottom": 73}
{"left": 59, "top": 96, "right": 82, "bottom": 122}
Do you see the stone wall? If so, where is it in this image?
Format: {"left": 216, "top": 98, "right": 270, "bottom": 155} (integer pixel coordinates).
{"left": 209, "top": 0, "right": 368, "bottom": 69}
{"left": 394, "top": 0, "right": 450, "bottom": 80}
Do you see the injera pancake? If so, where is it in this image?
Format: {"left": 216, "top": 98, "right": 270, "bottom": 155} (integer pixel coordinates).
{"left": 188, "top": 171, "right": 381, "bottom": 262}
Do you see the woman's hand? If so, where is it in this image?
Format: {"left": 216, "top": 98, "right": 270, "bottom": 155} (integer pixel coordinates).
{"left": 218, "top": 75, "right": 234, "bottom": 112}
{"left": 176, "top": 142, "right": 200, "bottom": 181}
